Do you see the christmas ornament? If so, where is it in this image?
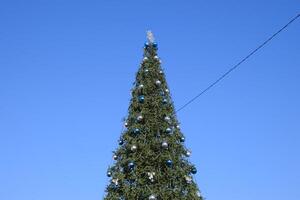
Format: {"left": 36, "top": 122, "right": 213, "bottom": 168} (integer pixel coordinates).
{"left": 166, "top": 159, "right": 173, "bottom": 167}
{"left": 113, "top": 154, "right": 118, "bottom": 160}
{"left": 162, "top": 98, "right": 168, "bottom": 104}
{"left": 164, "top": 116, "right": 171, "bottom": 123}
{"left": 147, "top": 30, "right": 155, "bottom": 43}
{"left": 176, "top": 124, "right": 180, "bottom": 129}
{"left": 138, "top": 95, "right": 145, "bottom": 103}
{"left": 128, "top": 162, "right": 135, "bottom": 170}
{"left": 143, "top": 57, "right": 148, "bottom": 61}
{"left": 166, "top": 127, "right": 172, "bottom": 134}
{"left": 111, "top": 178, "right": 119, "bottom": 186}
{"left": 118, "top": 139, "right": 124, "bottom": 145}
{"left": 133, "top": 128, "right": 140, "bottom": 135}
{"left": 124, "top": 121, "right": 128, "bottom": 127}
{"left": 186, "top": 150, "right": 192, "bottom": 157}
{"left": 138, "top": 84, "right": 144, "bottom": 89}
{"left": 182, "top": 189, "right": 188, "bottom": 196}
{"left": 152, "top": 42, "right": 158, "bottom": 48}
{"left": 154, "top": 55, "right": 159, "bottom": 60}
{"left": 159, "top": 70, "right": 163, "bottom": 74}
{"left": 184, "top": 175, "right": 192, "bottom": 184}
{"left": 162, "top": 141, "right": 168, "bottom": 149}
{"left": 144, "top": 69, "right": 149, "bottom": 73}
{"left": 191, "top": 166, "right": 197, "bottom": 174}
{"left": 197, "top": 191, "right": 202, "bottom": 197}
{"left": 165, "top": 88, "right": 169, "bottom": 93}
{"left": 144, "top": 42, "right": 149, "bottom": 48}
{"left": 137, "top": 115, "right": 143, "bottom": 122}
{"left": 147, "top": 172, "right": 155, "bottom": 182}
{"left": 149, "top": 194, "right": 156, "bottom": 200}
{"left": 107, "top": 171, "right": 112, "bottom": 177}
{"left": 131, "top": 145, "right": 137, "bottom": 152}
{"left": 155, "top": 80, "right": 161, "bottom": 86}
{"left": 180, "top": 136, "right": 185, "bottom": 142}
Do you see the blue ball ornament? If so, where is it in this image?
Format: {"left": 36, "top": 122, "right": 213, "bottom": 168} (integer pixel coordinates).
{"left": 107, "top": 171, "right": 112, "bottom": 177}
{"left": 162, "top": 98, "right": 168, "bottom": 105}
{"left": 166, "top": 159, "right": 173, "bottom": 167}
{"left": 138, "top": 95, "right": 145, "bottom": 103}
{"left": 180, "top": 136, "right": 185, "bottom": 142}
{"left": 144, "top": 42, "right": 149, "bottom": 48}
{"left": 152, "top": 42, "right": 158, "bottom": 48}
{"left": 128, "top": 162, "right": 135, "bottom": 170}
{"left": 133, "top": 128, "right": 140, "bottom": 135}
{"left": 166, "top": 127, "right": 172, "bottom": 134}
{"left": 191, "top": 167, "right": 197, "bottom": 174}
{"left": 118, "top": 139, "right": 124, "bottom": 145}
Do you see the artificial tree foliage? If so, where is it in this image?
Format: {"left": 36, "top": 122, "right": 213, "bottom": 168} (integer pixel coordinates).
{"left": 104, "top": 32, "right": 203, "bottom": 200}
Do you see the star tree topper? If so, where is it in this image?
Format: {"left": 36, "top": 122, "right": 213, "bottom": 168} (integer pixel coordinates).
{"left": 147, "top": 30, "right": 155, "bottom": 44}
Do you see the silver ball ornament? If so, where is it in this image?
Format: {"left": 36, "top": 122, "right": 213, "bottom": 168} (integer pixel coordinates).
{"left": 138, "top": 84, "right": 144, "bottom": 89}
{"left": 197, "top": 191, "right": 202, "bottom": 197}
{"left": 162, "top": 141, "right": 168, "bottom": 149}
{"left": 111, "top": 178, "right": 119, "bottom": 186}
{"left": 155, "top": 80, "right": 161, "bottom": 86}
{"left": 131, "top": 145, "right": 137, "bottom": 152}
{"left": 147, "top": 172, "right": 155, "bottom": 182}
{"left": 137, "top": 115, "right": 143, "bottom": 122}
{"left": 184, "top": 175, "right": 192, "bottom": 184}
{"left": 149, "top": 194, "right": 156, "bottom": 200}
{"left": 164, "top": 116, "right": 171, "bottom": 122}
{"left": 186, "top": 150, "right": 192, "bottom": 157}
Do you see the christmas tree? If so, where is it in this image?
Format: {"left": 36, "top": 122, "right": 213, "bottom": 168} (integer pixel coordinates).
{"left": 104, "top": 31, "right": 203, "bottom": 200}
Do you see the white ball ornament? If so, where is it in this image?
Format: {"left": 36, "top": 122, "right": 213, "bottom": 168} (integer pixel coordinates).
{"left": 138, "top": 84, "right": 144, "bottom": 89}
{"left": 147, "top": 172, "right": 155, "bottom": 182}
{"left": 164, "top": 116, "right": 171, "bottom": 122}
{"left": 154, "top": 55, "right": 159, "bottom": 59}
{"left": 155, "top": 80, "right": 161, "bottom": 86}
{"left": 162, "top": 141, "right": 168, "bottom": 149}
{"left": 143, "top": 57, "right": 148, "bottom": 61}
{"left": 149, "top": 194, "right": 156, "bottom": 200}
{"left": 137, "top": 115, "right": 143, "bottom": 122}
{"left": 131, "top": 145, "right": 137, "bottom": 152}
{"left": 165, "top": 88, "right": 169, "bottom": 93}
{"left": 184, "top": 175, "right": 192, "bottom": 184}
{"left": 186, "top": 150, "right": 192, "bottom": 157}
{"left": 112, "top": 178, "right": 119, "bottom": 186}
{"left": 159, "top": 70, "right": 163, "bottom": 74}
{"left": 197, "top": 191, "right": 202, "bottom": 197}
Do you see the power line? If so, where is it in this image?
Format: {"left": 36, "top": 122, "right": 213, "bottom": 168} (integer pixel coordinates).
{"left": 176, "top": 13, "right": 300, "bottom": 113}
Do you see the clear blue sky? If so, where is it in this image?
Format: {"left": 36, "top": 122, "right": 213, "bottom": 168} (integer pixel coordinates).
{"left": 0, "top": 1, "right": 299, "bottom": 199}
